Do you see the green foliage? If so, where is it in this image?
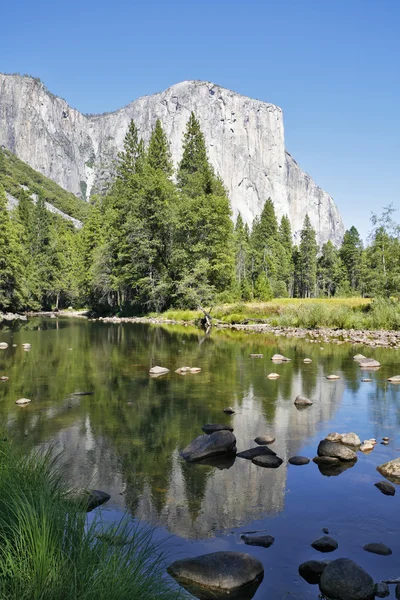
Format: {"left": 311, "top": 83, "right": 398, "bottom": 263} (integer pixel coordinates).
{"left": 297, "top": 214, "right": 318, "bottom": 297}
{"left": 147, "top": 119, "right": 173, "bottom": 176}
{"left": 254, "top": 272, "right": 273, "bottom": 301}
{"left": 317, "top": 240, "right": 345, "bottom": 297}
{"left": 0, "top": 444, "right": 181, "bottom": 600}
{"left": 0, "top": 149, "right": 88, "bottom": 221}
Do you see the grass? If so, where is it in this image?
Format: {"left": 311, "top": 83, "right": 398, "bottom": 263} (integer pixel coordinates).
{"left": 1, "top": 149, "right": 89, "bottom": 221}
{"left": 149, "top": 297, "right": 400, "bottom": 331}
{"left": 0, "top": 443, "right": 182, "bottom": 600}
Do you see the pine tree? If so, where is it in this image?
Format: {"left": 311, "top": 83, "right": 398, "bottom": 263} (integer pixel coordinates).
{"left": 0, "top": 148, "right": 5, "bottom": 175}
{"left": 234, "top": 213, "right": 250, "bottom": 288}
{"left": 177, "top": 112, "right": 213, "bottom": 196}
{"left": 279, "top": 215, "right": 294, "bottom": 295}
{"left": 298, "top": 214, "right": 317, "bottom": 298}
{"left": 317, "top": 240, "right": 344, "bottom": 297}
{"left": 0, "top": 185, "right": 26, "bottom": 310}
{"left": 116, "top": 120, "right": 142, "bottom": 183}
{"left": 147, "top": 119, "right": 173, "bottom": 177}
{"left": 254, "top": 272, "right": 273, "bottom": 301}
{"left": 340, "top": 226, "right": 363, "bottom": 292}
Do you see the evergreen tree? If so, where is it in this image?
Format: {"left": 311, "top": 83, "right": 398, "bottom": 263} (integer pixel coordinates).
{"left": 177, "top": 112, "right": 214, "bottom": 196}
{"left": 0, "top": 148, "right": 5, "bottom": 175}
{"left": 116, "top": 120, "right": 143, "bottom": 183}
{"left": 234, "top": 213, "right": 250, "bottom": 293}
{"left": 0, "top": 185, "right": 26, "bottom": 310}
{"left": 279, "top": 215, "right": 294, "bottom": 295}
{"left": 317, "top": 240, "right": 344, "bottom": 297}
{"left": 254, "top": 272, "right": 273, "bottom": 301}
{"left": 147, "top": 119, "right": 173, "bottom": 177}
{"left": 340, "top": 226, "right": 363, "bottom": 292}
{"left": 298, "top": 214, "right": 317, "bottom": 298}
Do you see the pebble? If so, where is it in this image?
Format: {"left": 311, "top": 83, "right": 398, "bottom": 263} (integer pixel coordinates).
{"left": 381, "top": 441, "right": 389, "bottom": 445}
{"left": 267, "top": 373, "right": 280, "bottom": 379}
{"left": 326, "top": 374, "right": 340, "bottom": 380}
{"left": 382, "top": 437, "right": 390, "bottom": 442}
{"left": 288, "top": 456, "right": 310, "bottom": 466}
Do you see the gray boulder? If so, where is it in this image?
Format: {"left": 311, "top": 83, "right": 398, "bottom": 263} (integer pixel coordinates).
{"left": 202, "top": 424, "right": 234, "bottom": 434}
{"left": 289, "top": 456, "right": 310, "bottom": 466}
{"left": 237, "top": 446, "right": 276, "bottom": 460}
{"left": 252, "top": 455, "right": 283, "bottom": 469}
{"left": 294, "top": 395, "right": 313, "bottom": 407}
{"left": 241, "top": 534, "right": 275, "bottom": 548}
{"left": 363, "top": 543, "right": 392, "bottom": 556}
{"left": 319, "top": 558, "right": 374, "bottom": 600}
{"left": 377, "top": 458, "right": 400, "bottom": 482}
{"left": 359, "top": 358, "right": 381, "bottom": 369}
{"left": 181, "top": 431, "right": 237, "bottom": 462}
{"left": 254, "top": 435, "right": 275, "bottom": 445}
{"left": 298, "top": 560, "right": 329, "bottom": 584}
{"left": 313, "top": 456, "right": 340, "bottom": 465}
{"left": 317, "top": 439, "right": 358, "bottom": 462}
{"left": 311, "top": 536, "right": 338, "bottom": 553}
{"left": 326, "top": 432, "right": 343, "bottom": 442}
{"left": 374, "top": 481, "right": 396, "bottom": 496}
{"left": 167, "top": 551, "right": 264, "bottom": 594}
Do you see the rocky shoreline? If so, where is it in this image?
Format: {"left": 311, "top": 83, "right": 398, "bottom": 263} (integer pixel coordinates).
{"left": 93, "top": 315, "right": 400, "bottom": 349}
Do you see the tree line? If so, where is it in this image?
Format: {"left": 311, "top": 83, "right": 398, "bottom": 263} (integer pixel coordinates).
{"left": 0, "top": 115, "right": 399, "bottom": 313}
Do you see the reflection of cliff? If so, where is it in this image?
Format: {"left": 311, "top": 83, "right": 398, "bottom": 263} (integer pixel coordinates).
{"left": 134, "top": 367, "right": 345, "bottom": 539}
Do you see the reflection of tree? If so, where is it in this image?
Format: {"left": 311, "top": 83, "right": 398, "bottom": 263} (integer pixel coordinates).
{"left": 0, "top": 318, "right": 366, "bottom": 538}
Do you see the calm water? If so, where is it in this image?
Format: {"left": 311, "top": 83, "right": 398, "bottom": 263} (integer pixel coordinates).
{"left": 1, "top": 318, "right": 400, "bottom": 598}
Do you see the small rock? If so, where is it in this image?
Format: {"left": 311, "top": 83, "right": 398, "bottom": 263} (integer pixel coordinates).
{"left": 288, "top": 456, "right": 310, "bottom": 465}
{"left": 241, "top": 534, "right": 275, "bottom": 548}
{"left": 326, "top": 374, "right": 340, "bottom": 380}
{"left": 0, "top": 376, "right": 9, "bottom": 382}
{"left": 359, "top": 358, "right": 381, "bottom": 369}
{"left": 223, "top": 407, "right": 235, "bottom": 414}
{"left": 388, "top": 375, "right": 400, "bottom": 383}
{"left": 15, "top": 398, "right": 31, "bottom": 406}
{"left": 237, "top": 446, "right": 276, "bottom": 460}
{"left": 353, "top": 354, "right": 366, "bottom": 361}
{"left": 323, "top": 528, "right": 329, "bottom": 534}
{"left": 313, "top": 456, "right": 340, "bottom": 465}
{"left": 271, "top": 353, "right": 285, "bottom": 361}
{"left": 374, "top": 481, "right": 396, "bottom": 496}
{"left": 360, "top": 442, "right": 374, "bottom": 452}
{"left": 175, "top": 366, "right": 191, "bottom": 374}
{"left": 375, "top": 582, "right": 390, "bottom": 598}
{"left": 361, "top": 378, "right": 372, "bottom": 382}
{"left": 190, "top": 367, "right": 201, "bottom": 373}
{"left": 377, "top": 458, "right": 400, "bottom": 482}
{"left": 382, "top": 437, "right": 390, "bottom": 442}
{"left": 22, "top": 343, "right": 31, "bottom": 349}
{"left": 167, "top": 552, "right": 264, "bottom": 594}
{"left": 181, "top": 431, "right": 237, "bottom": 462}
{"left": 252, "top": 455, "right": 283, "bottom": 469}
{"left": 311, "top": 536, "right": 338, "bottom": 553}
{"left": 0, "top": 342, "right": 8, "bottom": 349}
{"left": 250, "top": 353, "right": 263, "bottom": 358}
{"left": 72, "top": 391, "right": 94, "bottom": 396}
{"left": 294, "top": 394, "right": 313, "bottom": 406}
{"left": 267, "top": 372, "right": 280, "bottom": 379}
{"left": 254, "top": 435, "right": 275, "bottom": 445}
{"left": 318, "top": 439, "right": 358, "bottom": 462}
{"left": 363, "top": 543, "right": 392, "bottom": 556}
{"left": 149, "top": 365, "right": 170, "bottom": 376}
{"left": 298, "top": 560, "right": 329, "bottom": 584}
{"left": 381, "top": 441, "right": 389, "bottom": 445}
{"left": 202, "top": 424, "right": 234, "bottom": 434}
{"left": 319, "top": 558, "right": 374, "bottom": 600}
{"left": 69, "top": 489, "right": 111, "bottom": 512}
{"left": 341, "top": 432, "right": 361, "bottom": 447}
{"left": 326, "top": 432, "right": 343, "bottom": 442}
{"left": 303, "top": 358, "right": 312, "bottom": 363}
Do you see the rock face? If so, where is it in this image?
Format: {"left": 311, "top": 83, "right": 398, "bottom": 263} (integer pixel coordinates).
{"left": 0, "top": 74, "right": 344, "bottom": 246}
{"left": 319, "top": 558, "right": 375, "bottom": 600}
{"left": 167, "top": 551, "right": 264, "bottom": 593}
{"left": 181, "top": 431, "right": 237, "bottom": 462}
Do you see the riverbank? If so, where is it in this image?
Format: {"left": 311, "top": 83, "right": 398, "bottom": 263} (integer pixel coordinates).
{"left": 0, "top": 444, "right": 179, "bottom": 600}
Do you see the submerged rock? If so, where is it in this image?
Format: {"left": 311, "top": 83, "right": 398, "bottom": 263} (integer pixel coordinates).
{"left": 375, "top": 583, "right": 390, "bottom": 598}
{"left": 377, "top": 458, "right": 400, "bottom": 482}
{"left": 317, "top": 439, "right": 358, "bottom": 461}
{"left": 167, "top": 552, "right": 264, "bottom": 595}
{"left": 298, "top": 560, "right": 329, "bottom": 584}
{"left": 294, "top": 395, "right": 313, "bottom": 407}
{"left": 254, "top": 435, "right": 275, "bottom": 445}
{"left": 252, "top": 455, "right": 283, "bottom": 469}
{"left": 241, "top": 534, "right": 275, "bottom": 548}
{"left": 363, "top": 543, "right": 392, "bottom": 556}
{"left": 181, "top": 431, "right": 237, "bottom": 462}
{"left": 288, "top": 456, "right": 310, "bottom": 466}
{"left": 149, "top": 365, "right": 170, "bottom": 376}
{"left": 15, "top": 398, "right": 31, "bottom": 406}
{"left": 311, "top": 536, "right": 338, "bottom": 553}
{"left": 202, "top": 424, "right": 234, "bottom": 434}
{"left": 341, "top": 432, "right": 361, "bottom": 447}
{"left": 267, "top": 373, "right": 280, "bottom": 379}
{"left": 319, "top": 558, "right": 375, "bottom": 600}
{"left": 313, "top": 456, "right": 340, "bottom": 465}
{"left": 237, "top": 446, "right": 276, "bottom": 460}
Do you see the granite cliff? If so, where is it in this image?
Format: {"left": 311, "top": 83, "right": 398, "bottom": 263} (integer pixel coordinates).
{"left": 0, "top": 74, "right": 344, "bottom": 245}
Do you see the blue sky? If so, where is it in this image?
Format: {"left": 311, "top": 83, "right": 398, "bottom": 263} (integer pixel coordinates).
{"left": 1, "top": 0, "right": 399, "bottom": 239}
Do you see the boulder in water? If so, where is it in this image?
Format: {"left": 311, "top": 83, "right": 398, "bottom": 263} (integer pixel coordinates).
{"left": 241, "top": 534, "right": 275, "bottom": 548}
{"left": 167, "top": 551, "right": 264, "bottom": 595}
{"left": 254, "top": 435, "right": 275, "bottom": 445}
{"left": 363, "top": 543, "right": 392, "bottom": 556}
{"left": 0, "top": 342, "right": 8, "bottom": 349}
{"left": 303, "top": 358, "right": 313, "bottom": 363}
{"left": 298, "top": 560, "right": 329, "bottom": 584}
{"left": 326, "top": 432, "right": 343, "bottom": 442}
{"left": 252, "top": 455, "right": 283, "bottom": 469}
{"left": 15, "top": 398, "right": 31, "bottom": 406}
{"left": 237, "top": 446, "right": 276, "bottom": 460}
{"left": 267, "top": 373, "right": 280, "bottom": 379}
{"left": 359, "top": 358, "right": 381, "bottom": 369}
{"left": 319, "top": 558, "right": 374, "bottom": 600}
{"left": 377, "top": 458, "right": 400, "bottom": 482}
{"left": 181, "top": 431, "right": 237, "bottom": 462}
{"left": 202, "top": 424, "right": 234, "bottom": 434}
{"left": 326, "top": 374, "right": 340, "bottom": 380}
{"left": 223, "top": 407, "right": 235, "bottom": 414}
{"left": 289, "top": 456, "right": 310, "bottom": 466}
{"left": 388, "top": 375, "right": 400, "bottom": 383}
{"left": 294, "top": 395, "right": 313, "bottom": 406}
{"left": 317, "top": 439, "right": 358, "bottom": 462}
{"left": 149, "top": 365, "right": 170, "bottom": 376}
{"left": 341, "top": 432, "right": 361, "bottom": 447}
{"left": 311, "top": 535, "right": 338, "bottom": 553}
